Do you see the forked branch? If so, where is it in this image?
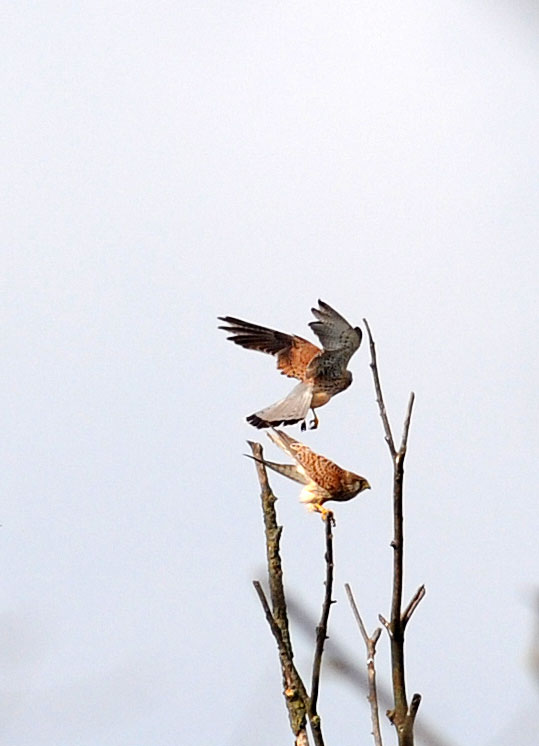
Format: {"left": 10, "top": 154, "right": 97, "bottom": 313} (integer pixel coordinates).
{"left": 345, "top": 583, "right": 384, "bottom": 746}
{"left": 363, "top": 319, "right": 422, "bottom": 746}
{"left": 249, "top": 441, "right": 329, "bottom": 746}
{"left": 249, "top": 441, "right": 310, "bottom": 745}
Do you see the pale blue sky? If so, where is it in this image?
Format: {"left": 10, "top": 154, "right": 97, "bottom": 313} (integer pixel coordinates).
{"left": 2, "top": 1, "right": 538, "bottom": 744}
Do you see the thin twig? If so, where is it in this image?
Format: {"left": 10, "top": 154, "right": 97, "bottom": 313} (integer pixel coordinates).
{"left": 310, "top": 517, "right": 335, "bottom": 715}
{"left": 345, "top": 584, "right": 384, "bottom": 746}
{"left": 253, "top": 581, "right": 303, "bottom": 684}
{"left": 409, "top": 694, "right": 422, "bottom": 719}
{"left": 253, "top": 583, "right": 311, "bottom": 746}
{"left": 402, "top": 586, "right": 426, "bottom": 630}
{"left": 252, "top": 580, "right": 311, "bottom": 738}
{"left": 345, "top": 583, "right": 369, "bottom": 644}
{"left": 378, "top": 614, "right": 391, "bottom": 636}
{"left": 399, "top": 392, "right": 415, "bottom": 456}
{"left": 363, "top": 318, "right": 396, "bottom": 457}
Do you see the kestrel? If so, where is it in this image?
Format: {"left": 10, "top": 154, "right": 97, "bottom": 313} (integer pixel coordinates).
{"left": 218, "top": 300, "right": 362, "bottom": 430}
{"left": 249, "top": 429, "right": 371, "bottom": 519}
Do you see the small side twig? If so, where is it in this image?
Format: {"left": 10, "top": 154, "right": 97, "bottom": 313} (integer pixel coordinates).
{"left": 399, "top": 392, "right": 415, "bottom": 457}
{"left": 345, "top": 583, "right": 384, "bottom": 746}
{"left": 253, "top": 580, "right": 311, "bottom": 745}
{"left": 378, "top": 614, "right": 391, "bottom": 636}
{"left": 402, "top": 585, "right": 426, "bottom": 630}
{"left": 310, "top": 517, "right": 335, "bottom": 716}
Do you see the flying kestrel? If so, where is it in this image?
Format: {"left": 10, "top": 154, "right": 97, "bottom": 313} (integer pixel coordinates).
{"left": 249, "top": 429, "right": 371, "bottom": 519}
{"left": 218, "top": 300, "right": 362, "bottom": 430}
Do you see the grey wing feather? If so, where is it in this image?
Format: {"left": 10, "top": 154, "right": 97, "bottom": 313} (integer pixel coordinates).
{"left": 244, "top": 454, "right": 309, "bottom": 485}
{"left": 308, "top": 300, "right": 362, "bottom": 355}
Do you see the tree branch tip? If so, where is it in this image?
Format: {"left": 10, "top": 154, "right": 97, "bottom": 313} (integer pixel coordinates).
{"left": 409, "top": 693, "right": 422, "bottom": 717}
{"left": 402, "top": 584, "right": 427, "bottom": 627}
{"left": 372, "top": 627, "right": 382, "bottom": 644}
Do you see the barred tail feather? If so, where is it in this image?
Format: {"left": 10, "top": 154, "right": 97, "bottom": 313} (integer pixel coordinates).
{"left": 267, "top": 429, "right": 300, "bottom": 458}
{"left": 246, "top": 382, "right": 313, "bottom": 429}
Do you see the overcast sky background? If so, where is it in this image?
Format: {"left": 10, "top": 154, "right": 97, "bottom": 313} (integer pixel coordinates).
{"left": 2, "top": 1, "right": 538, "bottom": 744}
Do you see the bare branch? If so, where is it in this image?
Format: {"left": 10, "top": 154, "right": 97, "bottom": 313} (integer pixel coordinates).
{"left": 248, "top": 441, "right": 293, "bottom": 658}
{"left": 287, "top": 596, "right": 458, "bottom": 746}
{"left": 378, "top": 614, "right": 392, "bottom": 637}
{"left": 249, "top": 443, "right": 310, "bottom": 744}
{"left": 398, "top": 392, "right": 415, "bottom": 457}
{"left": 402, "top": 586, "right": 426, "bottom": 630}
{"left": 345, "top": 583, "right": 369, "bottom": 644}
{"left": 409, "top": 694, "right": 422, "bottom": 719}
{"left": 310, "top": 517, "right": 335, "bottom": 715}
{"left": 252, "top": 581, "right": 296, "bottom": 676}
{"left": 363, "top": 318, "right": 396, "bottom": 457}
{"left": 345, "top": 584, "right": 384, "bottom": 746}
{"left": 249, "top": 442, "right": 329, "bottom": 746}
{"left": 363, "top": 323, "right": 421, "bottom": 745}
{"left": 252, "top": 581, "right": 310, "bottom": 746}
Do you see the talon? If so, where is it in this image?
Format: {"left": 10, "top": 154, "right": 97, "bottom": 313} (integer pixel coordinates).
{"left": 311, "top": 503, "right": 335, "bottom": 525}
{"left": 309, "top": 410, "right": 319, "bottom": 430}
{"left": 300, "top": 420, "right": 307, "bottom": 432}
{"left": 323, "top": 509, "right": 336, "bottom": 527}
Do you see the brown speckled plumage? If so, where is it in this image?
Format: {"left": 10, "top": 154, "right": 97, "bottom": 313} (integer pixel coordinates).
{"left": 218, "top": 300, "right": 362, "bottom": 430}
{"left": 249, "top": 429, "right": 370, "bottom": 518}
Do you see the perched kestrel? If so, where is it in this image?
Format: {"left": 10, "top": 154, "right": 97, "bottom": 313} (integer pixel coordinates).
{"left": 218, "top": 300, "right": 362, "bottom": 430}
{"left": 249, "top": 429, "right": 371, "bottom": 519}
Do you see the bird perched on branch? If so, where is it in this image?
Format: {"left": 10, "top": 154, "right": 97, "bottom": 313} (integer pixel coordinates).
{"left": 218, "top": 300, "right": 362, "bottom": 430}
{"left": 248, "top": 429, "right": 370, "bottom": 520}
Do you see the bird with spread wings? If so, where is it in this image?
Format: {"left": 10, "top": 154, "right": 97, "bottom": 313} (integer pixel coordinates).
{"left": 248, "top": 429, "right": 370, "bottom": 520}
{"left": 218, "top": 300, "right": 362, "bottom": 430}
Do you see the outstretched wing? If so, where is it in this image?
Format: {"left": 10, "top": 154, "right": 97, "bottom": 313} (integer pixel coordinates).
{"left": 308, "top": 300, "right": 362, "bottom": 367}
{"left": 218, "top": 316, "right": 320, "bottom": 380}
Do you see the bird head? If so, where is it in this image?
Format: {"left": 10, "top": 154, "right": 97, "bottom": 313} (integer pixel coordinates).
{"left": 344, "top": 473, "right": 371, "bottom": 497}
